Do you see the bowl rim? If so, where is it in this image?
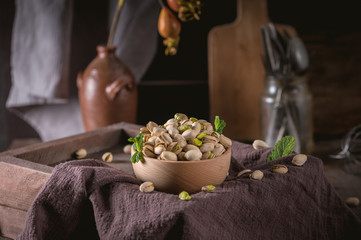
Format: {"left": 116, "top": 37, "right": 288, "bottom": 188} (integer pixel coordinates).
{"left": 132, "top": 147, "right": 231, "bottom": 164}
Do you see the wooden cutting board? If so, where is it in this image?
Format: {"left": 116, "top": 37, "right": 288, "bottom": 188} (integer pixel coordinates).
{"left": 208, "top": 0, "right": 284, "bottom": 141}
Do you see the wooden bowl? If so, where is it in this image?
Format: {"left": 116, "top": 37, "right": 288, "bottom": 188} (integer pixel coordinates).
{"left": 132, "top": 148, "right": 231, "bottom": 194}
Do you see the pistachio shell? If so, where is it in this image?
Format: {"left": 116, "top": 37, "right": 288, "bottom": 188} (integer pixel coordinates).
{"left": 178, "top": 124, "right": 191, "bottom": 133}
{"left": 102, "top": 152, "right": 113, "bottom": 162}
{"left": 174, "top": 134, "right": 187, "bottom": 148}
{"left": 153, "top": 127, "right": 167, "bottom": 136}
{"left": 139, "top": 182, "right": 155, "bottom": 193}
{"left": 174, "top": 113, "right": 188, "bottom": 122}
{"left": 191, "top": 122, "right": 202, "bottom": 135}
{"left": 184, "top": 144, "right": 200, "bottom": 152}
{"left": 219, "top": 134, "right": 232, "bottom": 148}
{"left": 123, "top": 144, "right": 132, "bottom": 154}
{"left": 146, "top": 121, "right": 158, "bottom": 132}
{"left": 75, "top": 148, "right": 87, "bottom": 159}
{"left": 346, "top": 197, "right": 360, "bottom": 207}
{"left": 252, "top": 139, "right": 268, "bottom": 150}
{"left": 250, "top": 170, "right": 264, "bottom": 180}
{"left": 177, "top": 152, "right": 186, "bottom": 161}
{"left": 212, "top": 143, "right": 225, "bottom": 157}
{"left": 237, "top": 169, "right": 252, "bottom": 177}
{"left": 185, "top": 149, "right": 202, "bottom": 161}
{"left": 203, "top": 135, "right": 218, "bottom": 145}
{"left": 200, "top": 143, "right": 215, "bottom": 153}
{"left": 160, "top": 151, "right": 178, "bottom": 161}
{"left": 167, "top": 126, "right": 179, "bottom": 138}
{"left": 272, "top": 164, "right": 288, "bottom": 174}
{"left": 164, "top": 118, "right": 178, "bottom": 127}
{"left": 154, "top": 144, "right": 166, "bottom": 155}
{"left": 182, "top": 129, "right": 197, "bottom": 140}
{"left": 167, "top": 142, "right": 182, "bottom": 155}
{"left": 201, "top": 151, "right": 214, "bottom": 160}
{"left": 292, "top": 154, "right": 308, "bottom": 166}
{"left": 140, "top": 127, "right": 151, "bottom": 135}
{"left": 147, "top": 136, "right": 157, "bottom": 145}
{"left": 159, "top": 132, "right": 173, "bottom": 145}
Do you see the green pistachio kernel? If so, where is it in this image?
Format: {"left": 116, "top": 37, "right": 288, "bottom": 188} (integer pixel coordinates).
{"left": 208, "top": 152, "right": 215, "bottom": 159}
{"left": 196, "top": 132, "right": 208, "bottom": 140}
{"left": 193, "top": 138, "right": 202, "bottom": 146}
{"left": 179, "top": 124, "right": 191, "bottom": 133}
{"left": 175, "top": 113, "right": 188, "bottom": 122}
{"left": 189, "top": 117, "right": 198, "bottom": 123}
{"left": 201, "top": 185, "right": 216, "bottom": 193}
{"left": 179, "top": 191, "right": 191, "bottom": 200}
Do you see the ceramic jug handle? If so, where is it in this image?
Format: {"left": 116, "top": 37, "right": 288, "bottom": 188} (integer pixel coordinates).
{"left": 105, "top": 77, "right": 134, "bottom": 101}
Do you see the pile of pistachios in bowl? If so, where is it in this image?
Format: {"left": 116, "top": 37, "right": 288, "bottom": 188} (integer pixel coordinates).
{"left": 134, "top": 113, "right": 232, "bottom": 161}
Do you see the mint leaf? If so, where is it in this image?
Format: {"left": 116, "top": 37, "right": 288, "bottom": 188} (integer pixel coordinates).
{"left": 214, "top": 116, "right": 226, "bottom": 135}
{"left": 136, "top": 151, "right": 144, "bottom": 163}
{"left": 129, "top": 132, "right": 144, "bottom": 163}
{"left": 267, "top": 136, "right": 295, "bottom": 162}
{"left": 130, "top": 152, "right": 138, "bottom": 163}
{"left": 128, "top": 137, "right": 135, "bottom": 143}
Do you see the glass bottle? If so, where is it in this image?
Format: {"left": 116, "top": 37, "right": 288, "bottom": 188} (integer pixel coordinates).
{"left": 260, "top": 74, "right": 314, "bottom": 154}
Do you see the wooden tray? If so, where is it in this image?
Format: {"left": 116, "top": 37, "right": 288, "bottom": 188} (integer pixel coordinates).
{"left": 0, "top": 122, "right": 142, "bottom": 239}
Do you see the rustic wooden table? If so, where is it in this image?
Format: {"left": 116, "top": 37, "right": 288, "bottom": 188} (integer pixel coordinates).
{"left": 0, "top": 122, "right": 360, "bottom": 239}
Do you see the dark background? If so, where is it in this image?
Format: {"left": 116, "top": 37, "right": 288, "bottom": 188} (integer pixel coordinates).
{"left": 1, "top": 0, "right": 361, "bottom": 150}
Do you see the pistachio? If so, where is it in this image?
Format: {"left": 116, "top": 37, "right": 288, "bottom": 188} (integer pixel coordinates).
{"left": 192, "top": 138, "right": 202, "bottom": 146}
{"left": 164, "top": 118, "right": 178, "bottom": 127}
{"left": 200, "top": 142, "right": 215, "bottom": 153}
{"left": 153, "top": 127, "right": 167, "bottom": 136}
{"left": 147, "top": 136, "right": 157, "bottom": 145}
{"left": 272, "top": 164, "right": 288, "bottom": 174}
{"left": 139, "top": 182, "right": 155, "bottom": 193}
{"left": 75, "top": 148, "right": 87, "bottom": 159}
{"left": 252, "top": 139, "right": 268, "bottom": 150}
{"left": 178, "top": 124, "right": 191, "bottom": 133}
{"left": 167, "top": 142, "right": 182, "bottom": 155}
{"left": 174, "top": 134, "right": 187, "bottom": 148}
{"left": 178, "top": 152, "right": 187, "bottom": 161}
{"left": 143, "top": 144, "right": 156, "bottom": 158}
{"left": 211, "top": 131, "right": 220, "bottom": 138}
{"left": 102, "top": 152, "right": 113, "bottom": 162}
{"left": 212, "top": 143, "right": 225, "bottom": 157}
{"left": 154, "top": 144, "right": 166, "bottom": 155}
{"left": 201, "top": 151, "right": 215, "bottom": 160}
{"left": 189, "top": 117, "right": 198, "bottom": 122}
{"left": 179, "top": 191, "right": 191, "bottom": 200}
{"left": 159, "top": 132, "right": 173, "bottom": 145}
{"left": 197, "top": 119, "right": 208, "bottom": 125}
{"left": 250, "top": 170, "right": 264, "bottom": 180}
{"left": 140, "top": 127, "right": 151, "bottom": 135}
{"left": 196, "top": 132, "right": 208, "bottom": 140}
{"left": 219, "top": 134, "right": 232, "bottom": 148}
{"left": 123, "top": 144, "right": 132, "bottom": 154}
{"left": 345, "top": 197, "right": 360, "bottom": 207}
{"left": 292, "top": 154, "right": 308, "bottom": 166}
{"left": 175, "top": 113, "right": 188, "bottom": 122}
{"left": 182, "top": 129, "right": 197, "bottom": 140}
{"left": 201, "top": 185, "right": 216, "bottom": 193}
{"left": 184, "top": 144, "right": 200, "bottom": 152}
{"left": 203, "top": 135, "right": 218, "bottom": 145}
{"left": 160, "top": 151, "right": 178, "bottom": 161}
{"left": 191, "top": 122, "right": 201, "bottom": 135}
{"left": 204, "top": 123, "right": 214, "bottom": 132}
{"left": 237, "top": 169, "right": 252, "bottom": 177}
{"left": 185, "top": 149, "right": 202, "bottom": 161}
{"left": 167, "top": 126, "right": 179, "bottom": 138}
{"left": 146, "top": 121, "right": 158, "bottom": 132}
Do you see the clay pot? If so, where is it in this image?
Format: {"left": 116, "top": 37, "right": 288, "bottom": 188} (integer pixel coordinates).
{"left": 77, "top": 45, "right": 138, "bottom": 131}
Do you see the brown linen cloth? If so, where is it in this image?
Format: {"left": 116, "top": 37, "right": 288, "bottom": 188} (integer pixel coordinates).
{"left": 17, "top": 141, "right": 361, "bottom": 240}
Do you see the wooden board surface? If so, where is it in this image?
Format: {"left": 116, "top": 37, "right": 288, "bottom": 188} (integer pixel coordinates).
{"left": 208, "top": 0, "right": 269, "bottom": 141}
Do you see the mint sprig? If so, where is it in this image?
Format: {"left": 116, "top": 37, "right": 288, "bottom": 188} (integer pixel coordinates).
{"left": 128, "top": 133, "right": 144, "bottom": 163}
{"left": 267, "top": 136, "right": 295, "bottom": 162}
{"left": 214, "top": 116, "right": 226, "bottom": 135}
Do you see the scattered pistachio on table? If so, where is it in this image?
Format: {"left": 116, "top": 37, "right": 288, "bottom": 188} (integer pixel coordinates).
{"left": 250, "top": 170, "right": 264, "bottom": 180}
{"left": 345, "top": 197, "right": 360, "bottom": 207}
{"left": 131, "top": 113, "right": 232, "bottom": 161}
{"left": 272, "top": 164, "right": 288, "bottom": 174}
{"left": 252, "top": 139, "right": 268, "bottom": 150}
{"left": 139, "top": 182, "right": 155, "bottom": 193}
{"left": 201, "top": 185, "right": 216, "bottom": 193}
{"left": 237, "top": 169, "right": 252, "bottom": 177}
{"left": 75, "top": 148, "right": 87, "bottom": 159}
{"left": 102, "top": 152, "right": 113, "bottom": 163}
{"left": 179, "top": 191, "right": 191, "bottom": 200}
{"left": 123, "top": 144, "right": 132, "bottom": 154}
{"left": 291, "top": 154, "right": 308, "bottom": 166}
